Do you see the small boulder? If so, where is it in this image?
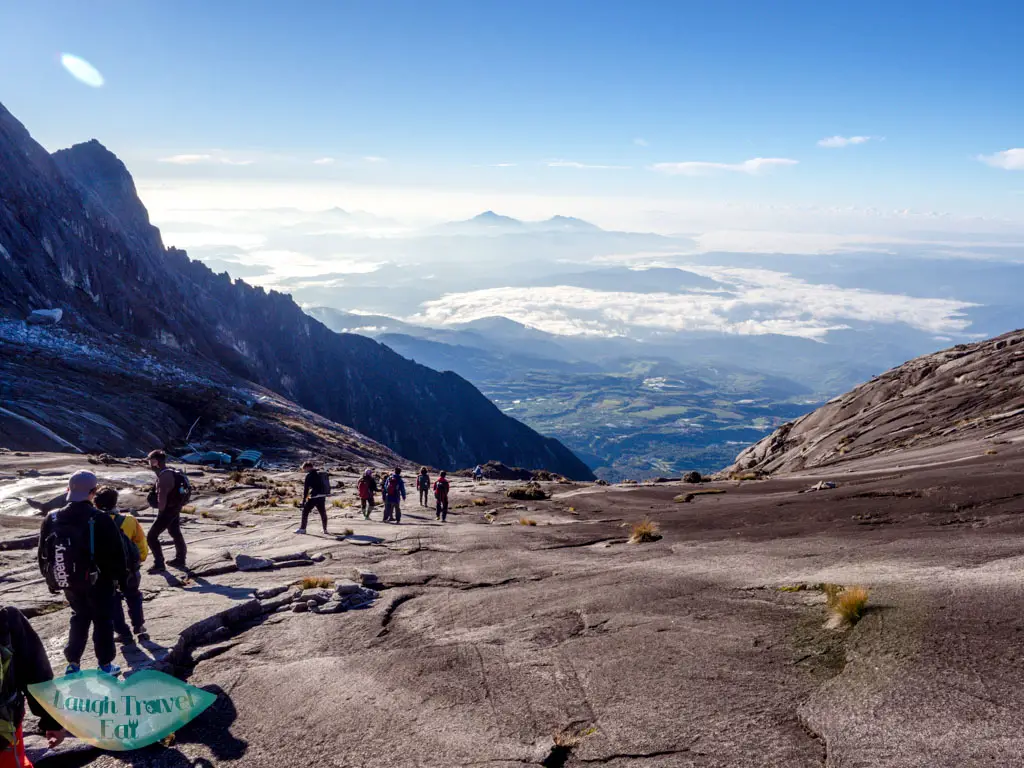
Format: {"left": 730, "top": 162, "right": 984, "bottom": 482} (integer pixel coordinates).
{"left": 316, "top": 601, "right": 344, "bottom": 614}
{"left": 292, "top": 602, "right": 308, "bottom": 613}
{"left": 354, "top": 569, "right": 379, "bottom": 586}
{"left": 335, "top": 579, "right": 361, "bottom": 596}
{"left": 306, "top": 599, "right": 318, "bottom": 611}
{"left": 683, "top": 471, "right": 703, "bottom": 484}
{"left": 299, "top": 588, "right": 334, "bottom": 605}
{"left": 236, "top": 554, "right": 274, "bottom": 572}
{"left": 26, "top": 308, "right": 63, "bottom": 326}
{"left": 254, "top": 585, "right": 290, "bottom": 600}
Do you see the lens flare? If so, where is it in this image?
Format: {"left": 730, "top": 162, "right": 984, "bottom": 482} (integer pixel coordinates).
{"left": 60, "top": 53, "right": 104, "bottom": 87}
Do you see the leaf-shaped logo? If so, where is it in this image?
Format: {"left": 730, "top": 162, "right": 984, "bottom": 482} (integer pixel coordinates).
{"left": 28, "top": 670, "right": 216, "bottom": 751}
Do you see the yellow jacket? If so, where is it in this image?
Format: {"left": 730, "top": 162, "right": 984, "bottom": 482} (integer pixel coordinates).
{"left": 108, "top": 510, "right": 149, "bottom": 563}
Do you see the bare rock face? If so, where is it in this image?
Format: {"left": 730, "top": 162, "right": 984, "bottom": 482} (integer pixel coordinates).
{"left": 0, "top": 101, "right": 594, "bottom": 479}
{"left": 727, "top": 331, "right": 1024, "bottom": 475}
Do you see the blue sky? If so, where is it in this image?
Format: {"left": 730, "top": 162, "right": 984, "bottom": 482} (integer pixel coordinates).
{"left": 1, "top": 0, "right": 1023, "bottom": 228}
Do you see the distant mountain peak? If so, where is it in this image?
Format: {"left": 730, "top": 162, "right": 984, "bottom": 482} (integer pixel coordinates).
{"left": 471, "top": 211, "right": 523, "bottom": 225}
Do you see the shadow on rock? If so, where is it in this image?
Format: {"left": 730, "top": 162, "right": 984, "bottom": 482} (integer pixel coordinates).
{"left": 184, "top": 576, "right": 259, "bottom": 601}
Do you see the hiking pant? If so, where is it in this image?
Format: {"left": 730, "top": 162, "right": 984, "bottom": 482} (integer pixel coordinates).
{"left": 383, "top": 498, "right": 401, "bottom": 523}
{"left": 148, "top": 506, "right": 186, "bottom": 567}
{"left": 302, "top": 497, "right": 327, "bottom": 531}
{"left": 419, "top": 489, "right": 429, "bottom": 506}
{"left": 360, "top": 498, "right": 375, "bottom": 519}
{"left": 65, "top": 584, "right": 116, "bottom": 666}
{"left": 112, "top": 569, "right": 145, "bottom": 635}
{"left": 436, "top": 497, "right": 449, "bottom": 521}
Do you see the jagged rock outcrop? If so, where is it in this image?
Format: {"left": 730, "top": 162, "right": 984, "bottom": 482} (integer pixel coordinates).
{"left": 0, "top": 102, "right": 594, "bottom": 478}
{"left": 727, "top": 330, "right": 1024, "bottom": 475}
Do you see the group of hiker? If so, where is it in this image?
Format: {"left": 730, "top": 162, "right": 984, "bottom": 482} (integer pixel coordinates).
{"left": 299, "top": 464, "right": 452, "bottom": 533}
{"left": 2, "top": 453, "right": 466, "bottom": 765}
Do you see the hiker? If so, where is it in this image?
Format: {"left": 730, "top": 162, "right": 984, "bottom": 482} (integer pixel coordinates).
{"left": 145, "top": 450, "right": 189, "bottom": 573}
{"left": 37, "top": 471, "right": 129, "bottom": 676}
{"left": 93, "top": 487, "right": 149, "bottom": 645}
{"left": 357, "top": 469, "right": 377, "bottom": 520}
{"left": 473, "top": 464, "right": 484, "bottom": 481}
{"left": 382, "top": 467, "right": 406, "bottom": 524}
{"left": 296, "top": 461, "right": 329, "bottom": 535}
{"left": 416, "top": 467, "right": 431, "bottom": 507}
{"left": 0, "top": 605, "right": 65, "bottom": 767}
{"left": 433, "top": 470, "right": 450, "bottom": 522}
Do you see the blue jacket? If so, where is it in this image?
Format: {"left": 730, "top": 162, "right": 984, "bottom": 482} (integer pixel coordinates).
{"left": 384, "top": 474, "right": 406, "bottom": 501}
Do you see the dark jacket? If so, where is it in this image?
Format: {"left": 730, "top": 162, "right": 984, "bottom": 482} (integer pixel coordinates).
{"left": 303, "top": 470, "right": 324, "bottom": 502}
{"left": 358, "top": 475, "right": 377, "bottom": 500}
{"left": 416, "top": 473, "right": 430, "bottom": 491}
{"left": 1, "top": 605, "right": 61, "bottom": 732}
{"left": 37, "top": 501, "right": 128, "bottom": 588}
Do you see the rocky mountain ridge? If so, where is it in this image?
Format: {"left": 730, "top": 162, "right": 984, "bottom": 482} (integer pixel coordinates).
{"left": 728, "top": 329, "right": 1024, "bottom": 475}
{"left": 0, "top": 102, "right": 593, "bottom": 478}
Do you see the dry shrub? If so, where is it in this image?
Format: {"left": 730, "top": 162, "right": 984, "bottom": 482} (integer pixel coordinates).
{"left": 629, "top": 517, "right": 662, "bottom": 543}
{"left": 506, "top": 483, "right": 548, "bottom": 501}
{"left": 985, "top": 448, "right": 998, "bottom": 455}
{"left": 331, "top": 500, "right": 344, "bottom": 508}
{"left": 472, "top": 498, "right": 488, "bottom": 506}
{"left": 822, "top": 584, "right": 869, "bottom": 627}
{"left": 181, "top": 506, "right": 197, "bottom": 515}
{"left": 518, "top": 517, "right": 538, "bottom": 526}
{"left": 342, "top": 528, "right": 354, "bottom": 537}
{"left": 299, "top": 576, "right": 333, "bottom": 589}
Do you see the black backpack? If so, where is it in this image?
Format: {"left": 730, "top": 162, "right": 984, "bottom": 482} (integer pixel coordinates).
{"left": 40, "top": 508, "right": 98, "bottom": 592}
{"left": 317, "top": 471, "right": 332, "bottom": 498}
{"left": 112, "top": 513, "right": 141, "bottom": 569}
{"left": 0, "top": 607, "right": 20, "bottom": 749}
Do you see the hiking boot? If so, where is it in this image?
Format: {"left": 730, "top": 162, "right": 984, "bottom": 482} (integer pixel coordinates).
{"left": 435, "top": 515, "right": 440, "bottom": 521}
{"left": 64, "top": 663, "right": 81, "bottom": 675}
{"left": 134, "top": 625, "right": 150, "bottom": 641}
{"left": 322, "top": 529, "right": 329, "bottom": 535}
{"left": 147, "top": 563, "right": 166, "bottom": 574}
{"left": 167, "top": 558, "right": 187, "bottom": 569}
{"left": 294, "top": 527, "right": 307, "bottom": 534}
{"left": 99, "top": 663, "right": 122, "bottom": 677}
{"left": 116, "top": 630, "right": 134, "bottom": 645}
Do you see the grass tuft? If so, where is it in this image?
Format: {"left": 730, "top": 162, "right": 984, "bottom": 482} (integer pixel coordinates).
{"left": 181, "top": 506, "right": 196, "bottom": 515}
{"left": 472, "top": 498, "right": 488, "bottom": 506}
{"left": 518, "top": 517, "right": 538, "bottom": 526}
{"left": 820, "top": 583, "right": 869, "bottom": 627}
{"left": 342, "top": 527, "right": 354, "bottom": 537}
{"left": 629, "top": 517, "right": 662, "bottom": 544}
{"left": 299, "top": 576, "right": 333, "bottom": 590}
{"left": 985, "top": 448, "right": 998, "bottom": 455}
{"left": 506, "top": 483, "right": 548, "bottom": 501}
{"left": 332, "top": 499, "right": 344, "bottom": 508}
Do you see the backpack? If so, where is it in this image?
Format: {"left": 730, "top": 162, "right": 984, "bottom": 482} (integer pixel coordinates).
{"left": 0, "top": 608, "right": 21, "bottom": 750}
{"left": 166, "top": 468, "right": 193, "bottom": 507}
{"left": 112, "top": 513, "right": 141, "bottom": 570}
{"left": 40, "top": 509, "right": 97, "bottom": 592}
{"left": 357, "top": 477, "right": 371, "bottom": 500}
{"left": 318, "top": 471, "right": 332, "bottom": 498}
{"left": 434, "top": 478, "right": 450, "bottom": 499}
{"left": 384, "top": 475, "right": 401, "bottom": 499}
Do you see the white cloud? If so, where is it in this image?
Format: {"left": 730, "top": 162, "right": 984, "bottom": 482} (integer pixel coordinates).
{"left": 547, "top": 160, "right": 630, "bottom": 170}
{"left": 414, "top": 269, "right": 975, "bottom": 341}
{"left": 60, "top": 53, "right": 104, "bottom": 88}
{"left": 159, "top": 154, "right": 214, "bottom": 165}
{"left": 313, "top": 157, "right": 336, "bottom": 165}
{"left": 978, "top": 149, "right": 1024, "bottom": 170}
{"left": 634, "top": 138, "right": 649, "bottom": 147}
{"left": 817, "top": 135, "right": 875, "bottom": 148}
{"left": 650, "top": 158, "right": 798, "bottom": 176}
{"left": 363, "top": 156, "right": 387, "bottom": 163}
{"left": 158, "top": 152, "right": 255, "bottom": 166}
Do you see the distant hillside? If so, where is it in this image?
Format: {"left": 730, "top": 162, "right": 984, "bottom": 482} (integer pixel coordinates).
{"left": 727, "top": 330, "right": 1024, "bottom": 475}
{"left": 0, "top": 102, "right": 594, "bottom": 479}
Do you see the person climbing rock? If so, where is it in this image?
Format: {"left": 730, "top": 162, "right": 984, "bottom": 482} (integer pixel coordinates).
{"left": 357, "top": 469, "right": 377, "bottom": 520}
{"left": 296, "top": 461, "right": 329, "bottom": 535}
{"left": 37, "top": 471, "right": 128, "bottom": 677}
{"left": 145, "top": 450, "right": 190, "bottom": 573}
{"left": 93, "top": 487, "right": 149, "bottom": 646}
{"left": 434, "top": 470, "right": 450, "bottom": 522}
{"left": 0, "top": 605, "right": 65, "bottom": 768}
{"left": 382, "top": 468, "right": 406, "bottom": 524}
{"left": 416, "top": 467, "right": 431, "bottom": 507}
